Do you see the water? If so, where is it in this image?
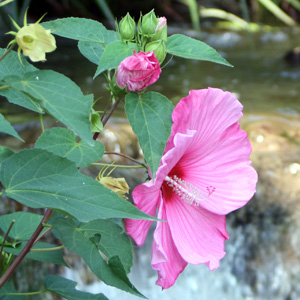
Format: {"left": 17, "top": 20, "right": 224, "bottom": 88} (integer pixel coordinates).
{"left": 2, "top": 27, "right": 300, "bottom": 299}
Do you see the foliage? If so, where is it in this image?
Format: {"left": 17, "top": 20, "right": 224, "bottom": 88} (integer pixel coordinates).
{"left": 0, "top": 7, "right": 231, "bottom": 299}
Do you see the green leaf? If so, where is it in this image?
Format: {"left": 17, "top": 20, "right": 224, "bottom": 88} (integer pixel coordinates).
{"left": 0, "top": 147, "right": 14, "bottom": 164}
{"left": 3, "top": 70, "right": 94, "bottom": 145}
{"left": 80, "top": 219, "right": 133, "bottom": 274}
{"left": 78, "top": 41, "right": 105, "bottom": 65}
{"left": 0, "top": 86, "right": 44, "bottom": 113}
{"left": 4, "top": 241, "right": 67, "bottom": 266}
{"left": 0, "top": 212, "right": 46, "bottom": 240}
{"left": 94, "top": 41, "right": 138, "bottom": 78}
{"left": 0, "top": 282, "right": 25, "bottom": 299}
{"left": 0, "top": 113, "right": 24, "bottom": 141}
{"left": 42, "top": 18, "right": 108, "bottom": 43}
{"left": 0, "top": 48, "right": 37, "bottom": 80}
{"left": 166, "top": 34, "right": 233, "bottom": 67}
{"left": 78, "top": 30, "right": 119, "bottom": 65}
{"left": 45, "top": 275, "right": 108, "bottom": 300}
{"left": 0, "top": 148, "right": 156, "bottom": 222}
{"left": 125, "top": 92, "right": 174, "bottom": 179}
{"left": 35, "top": 127, "right": 104, "bottom": 167}
{"left": 53, "top": 218, "right": 145, "bottom": 298}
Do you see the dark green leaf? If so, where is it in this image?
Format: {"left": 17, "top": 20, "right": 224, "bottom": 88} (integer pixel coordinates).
{"left": 125, "top": 92, "right": 174, "bottom": 179}
{"left": 42, "top": 18, "right": 108, "bottom": 43}
{"left": 0, "top": 148, "right": 157, "bottom": 222}
{"left": 0, "top": 113, "right": 24, "bottom": 141}
{"left": 0, "top": 282, "right": 25, "bottom": 299}
{"left": 45, "top": 275, "right": 108, "bottom": 300}
{"left": 35, "top": 127, "right": 104, "bottom": 167}
{"left": 3, "top": 70, "right": 94, "bottom": 145}
{"left": 94, "top": 41, "right": 138, "bottom": 78}
{"left": 80, "top": 219, "right": 133, "bottom": 274}
{"left": 166, "top": 34, "right": 233, "bottom": 67}
{"left": 0, "top": 212, "right": 46, "bottom": 240}
{"left": 53, "top": 218, "right": 145, "bottom": 298}
{"left": 0, "top": 48, "right": 37, "bottom": 80}
{"left": 4, "top": 241, "right": 67, "bottom": 266}
{"left": 0, "top": 147, "right": 14, "bottom": 164}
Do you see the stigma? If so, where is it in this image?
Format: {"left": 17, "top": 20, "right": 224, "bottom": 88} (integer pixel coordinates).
{"left": 165, "top": 175, "right": 215, "bottom": 206}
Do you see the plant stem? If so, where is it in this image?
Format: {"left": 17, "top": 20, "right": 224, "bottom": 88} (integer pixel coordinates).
{"left": 4, "top": 290, "right": 47, "bottom": 296}
{"left": 92, "top": 162, "right": 144, "bottom": 169}
{"left": 30, "top": 245, "right": 64, "bottom": 252}
{"left": 93, "top": 97, "right": 121, "bottom": 140}
{"left": 104, "top": 151, "right": 147, "bottom": 167}
{"left": 0, "top": 220, "right": 15, "bottom": 265}
{"left": 0, "top": 209, "right": 53, "bottom": 289}
{"left": 39, "top": 114, "right": 45, "bottom": 133}
{"left": 0, "top": 43, "right": 15, "bottom": 63}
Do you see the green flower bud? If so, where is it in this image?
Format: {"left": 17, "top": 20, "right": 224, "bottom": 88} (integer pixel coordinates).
{"left": 119, "top": 13, "right": 136, "bottom": 42}
{"left": 145, "top": 39, "right": 166, "bottom": 64}
{"left": 140, "top": 10, "right": 158, "bottom": 37}
{"left": 151, "top": 17, "right": 167, "bottom": 42}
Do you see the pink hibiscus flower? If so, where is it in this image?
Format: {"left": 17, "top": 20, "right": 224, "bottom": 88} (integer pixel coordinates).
{"left": 126, "top": 88, "right": 258, "bottom": 289}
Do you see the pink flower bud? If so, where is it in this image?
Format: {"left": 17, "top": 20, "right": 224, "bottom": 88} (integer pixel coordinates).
{"left": 155, "top": 17, "right": 167, "bottom": 31}
{"left": 116, "top": 50, "right": 161, "bottom": 92}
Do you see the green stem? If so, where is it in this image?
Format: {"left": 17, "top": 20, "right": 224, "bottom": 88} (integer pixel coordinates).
{"left": 104, "top": 151, "right": 147, "bottom": 167}
{"left": 0, "top": 209, "right": 53, "bottom": 289}
{"left": 39, "top": 114, "right": 45, "bottom": 133}
{"left": 0, "top": 43, "right": 15, "bottom": 63}
{"left": 30, "top": 245, "right": 64, "bottom": 252}
{"left": 92, "top": 162, "right": 145, "bottom": 169}
{"left": 0, "top": 220, "right": 15, "bottom": 266}
{"left": 4, "top": 290, "right": 47, "bottom": 296}
{"left": 0, "top": 85, "right": 11, "bottom": 91}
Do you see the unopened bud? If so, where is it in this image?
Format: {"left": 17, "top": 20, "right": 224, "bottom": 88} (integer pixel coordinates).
{"left": 119, "top": 13, "right": 136, "bottom": 42}
{"left": 145, "top": 40, "right": 166, "bottom": 64}
{"left": 151, "top": 17, "right": 167, "bottom": 42}
{"left": 140, "top": 10, "right": 158, "bottom": 37}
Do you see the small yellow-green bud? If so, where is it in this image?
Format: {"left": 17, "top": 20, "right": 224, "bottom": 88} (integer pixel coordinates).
{"left": 140, "top": 10, "right": 158, "bottom": 37}
{"left": 119, "top": 13, "right": 136, "bottom": 42}
{"left": 145, "top": 40, "right": 166, "bottom": 64}
{"left": 151, "top": 17, "right": 167, "bottom": 42}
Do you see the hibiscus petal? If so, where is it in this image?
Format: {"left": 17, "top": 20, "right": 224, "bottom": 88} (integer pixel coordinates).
{"left": 180, "top": 122, "right": 257, "bottom": 215}
{"left": 126, "top": 181, "right": 161, "bottom": 246}
{"left": 152, "top": 200, "right": 187, "bottom": 289}
{"left": 165, "top": 196, "right": 228, "bottom": 269}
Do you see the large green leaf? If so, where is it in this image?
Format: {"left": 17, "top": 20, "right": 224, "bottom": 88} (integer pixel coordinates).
{"left": 4, "top": 241, "right": 67, "bottom": 266}
{"left": 0, "top": 148, "right": 156, "bottom": 222}
{"left": 0, "top": 147, "right": 14, "bottom": 164}
{"left": 0, "top": 87, "right": 43, "bottom": 113}
{"left": 53, "top": 218, "right": 145, "bottom": 298}
{"left": 0, "top": 48, "right": 37, "bottom": 80}
{"left": 42, "top": 18, "right": 108, "bottom": 43}
{"left": 0, "top": 212, "right": 46, "bottom": 240}
{"left": 166, "top": 34, "right": 233, "bottom": 67}
{"left": 3, "top": 70, "right": 94, "bottom": 145}
{"left": 80, "top": 219, "right": 133, "bottom": 274}
{"left": 0, "top": 113, "right": 23, "bottom": 141}
{"left": 35, "top": 127, "right": 104, "bottom": 167}
{"left": 125, "top": 92, "right": 174, "bottom": 179}
{"left": 94, "top": 41, "right": 138, "bottom": 78}
{"left": 78, "top": 30, "right": 119, "bottom": 65}
{"left": 45, "top": 275, "right": 108, "bottom": 300}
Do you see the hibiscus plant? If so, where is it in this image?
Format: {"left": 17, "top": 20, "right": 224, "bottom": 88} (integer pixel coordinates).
{"left": 0, "top": 7, "right": 257, "bottom": 299}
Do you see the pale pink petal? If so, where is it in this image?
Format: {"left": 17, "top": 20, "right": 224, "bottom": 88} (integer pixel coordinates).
{"left": 166, "top": 88, "right": 243, "bottom": 154}
{"left": 178, "top": 122, "right": 257, "bottom": 215}
{"left": 164, "top": 194, "right": 228, "bottom": 269}
{"left": 152, "top": 200, "right": 187, "bottom": 289}
{"left": 126, "top": 181, "right": 161, "bottom": 246}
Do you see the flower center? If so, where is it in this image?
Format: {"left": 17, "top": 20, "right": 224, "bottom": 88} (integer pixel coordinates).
{"left": 165, "top": 175, "right": 215, "bottom": 206}
{"left": 23, "top": 35, "right": 34, "bottom": 43}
